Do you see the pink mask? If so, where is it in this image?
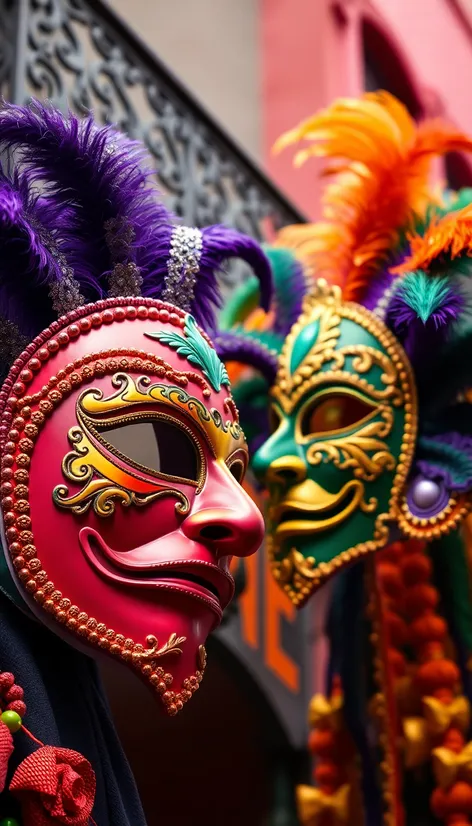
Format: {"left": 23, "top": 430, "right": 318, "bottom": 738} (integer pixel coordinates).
{"left": 0, "top": 297, "right": 264, "bottom": 715}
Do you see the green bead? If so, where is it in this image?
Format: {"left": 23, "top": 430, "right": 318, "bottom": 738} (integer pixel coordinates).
{"left": 0, "top": 710, "right": 22, "bottom": 733}
{"left": 0, "top": 818, "right": 20, "bottom": 826}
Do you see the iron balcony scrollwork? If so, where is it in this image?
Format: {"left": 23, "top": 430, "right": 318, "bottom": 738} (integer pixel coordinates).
{"left": 2, "top": 0, "right": 304, "bottom": 248}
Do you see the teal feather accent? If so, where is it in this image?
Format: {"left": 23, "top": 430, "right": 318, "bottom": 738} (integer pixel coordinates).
{"left": 264, "top": 245, "right": 306, "bottom": 334}
{"left": 219, "top": 244, "right": 306, "bottom": 337}
{"left": 218, "top": 276, "right": 260, "bottom": 330}
{"left": 146, "top": 314, "right": 229, "bottom": 392}
{"left": 417, "top": 435, "right": 472, "bottom": 489}
{"left": 396, "top": 271, "right": 456, "bottom": 324}
{"left": 232, "top": 325, "right": 284, "bottom": 355}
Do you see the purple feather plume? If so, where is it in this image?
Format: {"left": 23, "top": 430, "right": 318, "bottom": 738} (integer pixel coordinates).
{"left": 0, "top": 100, "right": 172, "bottom": 298}
{"left": 383, "top": 272, "right": 465, "bottom": 370}
{"left": 214, "top": 331, "right": 278, "bottom": 384}
{"left": 0, "top": 99, "right": 273, "bottom": 355}
{"left": 386, "top": 274, "right": 464, "bottom": 335}
{"left": 144, "top": 224, "right": 273, "bottom": 330}
{"left": 0, "top": 169, "right": 64, "bottom": 334}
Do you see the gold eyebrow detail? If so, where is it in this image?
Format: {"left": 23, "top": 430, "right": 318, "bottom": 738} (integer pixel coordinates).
{"left": 80, "top": 373, "right": 246, "bottom": 459}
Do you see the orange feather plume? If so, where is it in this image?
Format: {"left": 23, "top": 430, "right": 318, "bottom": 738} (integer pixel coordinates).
{"left": 274, "top": 91, "right": 472, "bottom": 301}
{"left": 391, "top": 203, "right": 472, "bottom": 274}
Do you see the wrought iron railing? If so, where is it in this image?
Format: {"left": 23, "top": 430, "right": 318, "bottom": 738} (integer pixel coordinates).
{"left": 0, "top": 0, "right": 304, "bottom": 238}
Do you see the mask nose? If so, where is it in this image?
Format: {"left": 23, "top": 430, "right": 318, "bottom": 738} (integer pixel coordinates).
{"left": 181, "top": 467, "right": 264, "bottom": 558}
{"left": 266, "top": 455, "right": 307, "bottom": 486}
{"left": 182, "top": 506, "right": 263, "bottom": 558}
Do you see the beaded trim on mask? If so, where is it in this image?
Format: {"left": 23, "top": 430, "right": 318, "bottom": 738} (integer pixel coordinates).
{"left": 162, "top": 226, "right": 203, "bottom": 313}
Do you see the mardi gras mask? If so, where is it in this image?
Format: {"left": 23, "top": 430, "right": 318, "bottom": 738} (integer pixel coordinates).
{"left": 217, "top": 93, "right": 472, "bottom": 608}
{"left": 251, "top": 281, "right": 417, "bottom": 604}
{"left": 0, "top": 102, "right": 270, "bottom": 712}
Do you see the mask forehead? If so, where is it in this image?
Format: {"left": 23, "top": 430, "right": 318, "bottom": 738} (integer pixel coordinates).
{"left": 275, "top": 286, "right": 406, "bottom": 414}
{"left": 256, "top": 283, "right": 417, "bottom": 606}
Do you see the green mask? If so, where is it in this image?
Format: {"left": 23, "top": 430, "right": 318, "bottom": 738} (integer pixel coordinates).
{"left": 252, "top": 282, "right": 418, "bottom": 606}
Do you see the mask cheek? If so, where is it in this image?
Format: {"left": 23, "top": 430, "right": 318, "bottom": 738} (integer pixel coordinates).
{"left": 188, "top": 458, "right": 264, "bottom": 556}
{"left": 84, "top": 481, "right": 197, "bottom": 554}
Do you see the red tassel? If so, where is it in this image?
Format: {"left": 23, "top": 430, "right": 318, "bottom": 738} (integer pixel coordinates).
{"left": 0, "top": 720, "right": 14, "bottom": 792}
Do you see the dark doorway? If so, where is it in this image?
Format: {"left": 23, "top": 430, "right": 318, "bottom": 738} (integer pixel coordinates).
{"left": 101, "top": 637, "right": 295, "bottom": 826}
{"left": 445, "top": 151, "right": 472, "bottom": 190}
{"left": 362, "top": 19, "right": 422, "bottom": 119}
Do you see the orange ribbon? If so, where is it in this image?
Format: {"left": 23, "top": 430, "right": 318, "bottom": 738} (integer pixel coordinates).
{"left": 432, "top": 742, "right": 472, "bottom": 788}
{"left": 296, "top": 783, "right": 350, "bottom": 825}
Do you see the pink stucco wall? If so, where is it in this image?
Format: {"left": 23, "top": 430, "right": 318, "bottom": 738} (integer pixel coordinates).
{"left": 262, "top": 0, "right": 472, "bottom": 218}
{"left": 374, "top": 0, "right": 472, "bottom": 133}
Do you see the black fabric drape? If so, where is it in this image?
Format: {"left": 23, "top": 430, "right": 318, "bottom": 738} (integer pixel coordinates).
{"left": 0, "top": 590, "right": 147, "bottom": 826}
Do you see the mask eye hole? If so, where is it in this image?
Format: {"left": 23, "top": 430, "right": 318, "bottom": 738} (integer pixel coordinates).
{"left": 101, "top": 418, "right": 200, "bottom": 484}
{"left": 300, "top": 393, "right": 376, "bottom": 438}
{"left": 228, "top": 459, "right": 245, "bottom": 485}
{"left": 226, "top": 450, "right": 248, "bottom": 485}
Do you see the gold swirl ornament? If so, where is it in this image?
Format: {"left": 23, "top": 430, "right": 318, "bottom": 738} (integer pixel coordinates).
{"left": 270, "top": 475, "right": 376, "bottom": 543}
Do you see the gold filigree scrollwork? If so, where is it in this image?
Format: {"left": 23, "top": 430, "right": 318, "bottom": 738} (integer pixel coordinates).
{"left": 277, "top": 292, "right": 341, "bottom": 400}
{"left": 329, "top": 345, "right": 404, "bottom": 406}
{"left": 53, "top": 372, "right": 248, "bottom": 518}
{"left": 54, "top": 476, "right": 187, "bottom": 517}
{"left": 274, "top": 283, "right": 406, "bottom": 415}
{"left": 132, "top": 632, "right": 187, "bottom": 663}
{"left": 305, "top": 416, "right": 396, "bottom": 482}
{"left": 274, "top": 548, "right": 318, "bottom": 585}
{"left": 82, "top": 374, "right": 243, "bottom": 446}
{"left": 53, "top": 423, "right": 190, "bottom": 517}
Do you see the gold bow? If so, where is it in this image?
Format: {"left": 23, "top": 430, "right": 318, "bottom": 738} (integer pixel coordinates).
{"left": 296, "top": 783, "right": 350, "bottom": 825}
{"left": 432, "top": 742, "right": 472, "bottom": 788}
{"left": 403, "top": 717, "right": 430, "bottom": 768}
{"left": 423, "top": 696, "right": 470, "bottom": 737}
{"left": 308, "top": 692, "right": 344, "bottom": 730}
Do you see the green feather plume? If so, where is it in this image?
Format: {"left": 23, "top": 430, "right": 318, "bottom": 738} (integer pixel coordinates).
{"left": 219, "top": 276, "right": 260, "bottom": 330}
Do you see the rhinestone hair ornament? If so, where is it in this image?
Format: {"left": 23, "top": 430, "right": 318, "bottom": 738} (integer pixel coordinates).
{"left": 163, "top": 226, "right": 203, "bottom": 311}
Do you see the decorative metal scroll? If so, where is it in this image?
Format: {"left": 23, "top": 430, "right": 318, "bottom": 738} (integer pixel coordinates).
{"left": 0, "top": 0, "right": 304, "bottom": 240}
